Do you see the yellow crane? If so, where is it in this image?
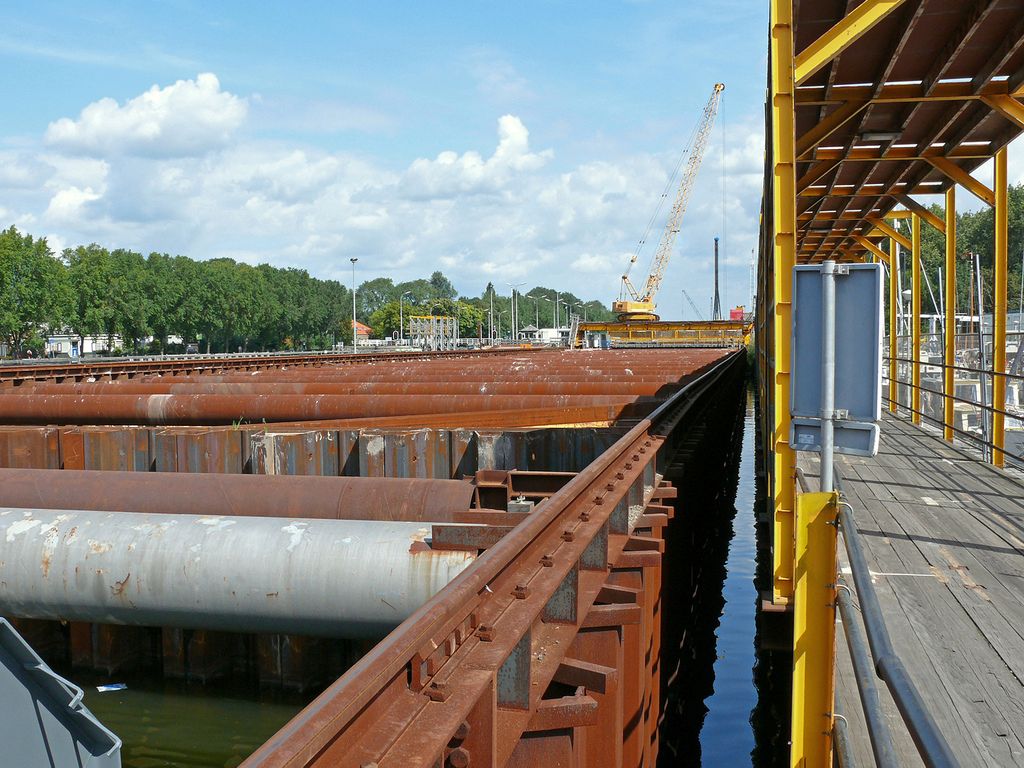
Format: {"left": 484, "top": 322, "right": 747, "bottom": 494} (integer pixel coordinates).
{"left": 613, "top": 82, "right": 725, "bottom": 321}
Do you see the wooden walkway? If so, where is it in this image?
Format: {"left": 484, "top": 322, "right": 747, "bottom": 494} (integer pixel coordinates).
{"left": 801, "top": 414, "right": 1024, "bottom": 767}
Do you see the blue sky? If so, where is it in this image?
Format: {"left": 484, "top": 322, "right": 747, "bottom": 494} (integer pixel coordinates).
{"left": 1, "top": 1, "right": 770, "bottom": 315}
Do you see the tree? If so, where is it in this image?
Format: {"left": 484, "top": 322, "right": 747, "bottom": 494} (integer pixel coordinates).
{"left": 65, "top": 243, "right": 118, "bottom": 351}
{"left": 429, "top": 271, "right": 457, "bottom": 300}
{"left": 109, "top": 249, "right": 152, "bottom": 350}
{"left": 356, "top": 277, "right": 396, "bottom": 321}
{"left": 0, "top": 227, "right": 70, "bottom": 355}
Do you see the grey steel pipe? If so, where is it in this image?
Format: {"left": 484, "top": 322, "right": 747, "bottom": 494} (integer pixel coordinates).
{"left": 837, "top": 498, "right": 959, "bottom": 767}
{"left": 0, "top": 468, "right": 476, "bottom": 522}
{"left": 836, "top": 574, "right": 899, "bottom": 768}
{"left": 820, "top": 260, "right": 837, "bottom": 493}
{"left": 0, "top": 508, "right": 476, "bottom": 638}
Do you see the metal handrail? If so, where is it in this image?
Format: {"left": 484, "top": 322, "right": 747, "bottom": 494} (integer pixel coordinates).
{"left": 834, "top": 472, "right": 960, "bottom": 768}
{"left": 835, "top": 575, "right": 899, "bottom": 768}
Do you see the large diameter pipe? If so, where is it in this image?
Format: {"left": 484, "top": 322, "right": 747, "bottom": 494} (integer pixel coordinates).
{"left": 0, "top": 394, "right": 637, "bottom": 425}
{"left": 0, "top": 469, "right": 476, "bottom": 522}
{"left": 0, "top": 508, "right": 476, "bottom": 638}
{"left": 17, "top": 380, "right": 673, "bottom": 397}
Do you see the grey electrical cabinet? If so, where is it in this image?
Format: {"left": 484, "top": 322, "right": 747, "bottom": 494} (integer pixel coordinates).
{"left": 789, "top": 262, "right": 884, "bottom": 456}
{"left": 0, "top": 617, "right": 122, "bottom": 767}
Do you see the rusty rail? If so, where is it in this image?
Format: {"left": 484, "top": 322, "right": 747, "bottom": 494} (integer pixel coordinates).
{"left": 242, "top": 349, "right": 742, "bottom": 767}
{"left": 0, "top": 348, "right": 524, "bottom": 387}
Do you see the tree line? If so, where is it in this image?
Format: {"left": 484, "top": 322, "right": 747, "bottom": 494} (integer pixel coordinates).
{"left": 911, "top": 183, "right": 1024, "bottom": 321}
{"left": 0, "top": 226, "right": 615, "bottom": 356}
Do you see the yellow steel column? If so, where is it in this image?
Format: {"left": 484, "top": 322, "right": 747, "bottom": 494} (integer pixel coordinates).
{"left": 888, "top": 236, "right": 898, "bottom": 413}
{"left": 770, "top": 0, "right": 796, "bottom": 604}
{"left": 911, "top": 214, "right": 922, "bottom": 424}
{"left": 790, "top": 490, "right": 839, "bottom": 768}
{"left": 944, "top": 188, "right": 956, "bottom": 442}
{"left": 993, "top": 147, "right": 1008, "bottom": 467}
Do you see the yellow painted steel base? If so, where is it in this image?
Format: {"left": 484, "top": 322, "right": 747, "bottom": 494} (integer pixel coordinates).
{"left": 790, "top": 490, "right": 839, "bottom": 768}
{"left": 576, "top": 320, "right": 751, "bottom": 348}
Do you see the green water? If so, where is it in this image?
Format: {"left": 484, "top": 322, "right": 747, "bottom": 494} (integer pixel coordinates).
{"left": 77, "top": 674, "right": 307, "bottom": 768}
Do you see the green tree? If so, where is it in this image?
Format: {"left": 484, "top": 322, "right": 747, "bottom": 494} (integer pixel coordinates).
{"left": 356, "top": 277, "right": 396, "bottom": 321}
{"left": 0, "top": 227, "right": 70, "bottom": 355}
{"left": 429, "top": 270, "right": 457, "bottom": 300}
{"left": 65, "top": 243, "right": 118, "bottom": 350}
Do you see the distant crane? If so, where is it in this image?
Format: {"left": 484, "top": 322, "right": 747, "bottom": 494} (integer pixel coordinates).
{"left": 681, "top": 289, "right": 704, "bottom": 320}
{"left": 613, "top": 83, "right": 725, "bottom": 321}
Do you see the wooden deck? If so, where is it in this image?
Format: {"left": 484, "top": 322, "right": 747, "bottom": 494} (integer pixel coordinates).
{"left": 800, "top": 414, "right": 1024, "bottom": 767}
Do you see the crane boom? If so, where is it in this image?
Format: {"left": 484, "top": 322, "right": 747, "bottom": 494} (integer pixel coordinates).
{"left": 613, "top": 83, "right": 724, "bottom": 321}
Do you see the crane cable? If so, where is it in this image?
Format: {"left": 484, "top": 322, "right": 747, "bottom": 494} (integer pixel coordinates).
{"left": 621, "top": 103, "right": 706, "bottom": 293}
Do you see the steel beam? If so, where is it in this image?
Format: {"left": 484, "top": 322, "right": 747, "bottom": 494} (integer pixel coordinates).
{"left": 790, "top": 491, "right": 839, "bottom": 768}
{"left": 770, "top": 0, "right": 797, "bottom": 605}
{"left": 0, "top": 468, "right": 477, "bottom": 522}
{"left": 794, "top": 0, "right": 909, "bottom": 85}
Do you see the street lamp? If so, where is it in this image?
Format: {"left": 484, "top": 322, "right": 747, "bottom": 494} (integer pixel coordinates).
{"left": 495, "top": 310, "right": 507, "bottom": 342}
{"left": 399, "top": 291, "right": 412, "bottom": 346}
{"left": 526, "top": 293, "right": 540, "bottom": 327}
{"left": 540, "top": 296, "right": 554, "bottom": 328}
{"left": 507, "top": 282, "right": 525, "bottom": 341}
{"left": 350, "top": 258, "right": 358, "bottom": 353}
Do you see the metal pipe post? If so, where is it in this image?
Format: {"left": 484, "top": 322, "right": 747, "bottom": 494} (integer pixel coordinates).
{"left": 888, "top": 237, "right": 898, "bottom": 412}
{"left": 821, "top": 260, "right": 837, "bottom": 492}
{"left": 974, "top": 252, "right": 990, "bottom": 458}
{"left": 993, "top": 146, "right": 1008, "bottom": 466}
{"left": 944, "top": 187, "right": 956, "bottom": 441}
{"left": 911, "top": 214, "right": 922, "bottom": 424}
{"left": 350, "top": 257, "right": 358, "bottom": 354}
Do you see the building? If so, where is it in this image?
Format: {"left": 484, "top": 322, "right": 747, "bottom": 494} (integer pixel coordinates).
{"left": 352, "top": 320, "right": 373, "bottom": 344}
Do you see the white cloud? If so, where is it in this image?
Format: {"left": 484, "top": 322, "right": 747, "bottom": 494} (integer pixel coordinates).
{"left": 3, "top": 73, "right": 778, "bottom": 311}
{"left": 400, "top": 115, "right": 553, "bottom": 200}
{"left": 44, "top": 186, "right": 101, "bottom": 225}
{"left": 467, "top": 49, "right": 533, "bottom": 103}
{"left": 44, "top": 73, "right": 246, "bottom": 157}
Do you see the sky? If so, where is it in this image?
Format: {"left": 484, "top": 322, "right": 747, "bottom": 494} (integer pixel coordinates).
{"left": 3, "top": 1, "right": 770, "bottom": 316}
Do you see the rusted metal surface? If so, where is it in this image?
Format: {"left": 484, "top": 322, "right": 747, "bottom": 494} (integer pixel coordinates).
{"left": 0, "top": 348, "right": 522, "bottom": 386}
{"left": 0, "top": 345, "right": 743, "bottom": 766}
{"left": 0, "top": 468, "right": 478, "bottom": 522}
{"left": 239, "top": 350, "right": 743, "bottom": 768}
{"left": 0, "top": 393, "right": 641, "bottom": 426}
{"left": 0, "top": 509, "right": 476, "bottom": 637}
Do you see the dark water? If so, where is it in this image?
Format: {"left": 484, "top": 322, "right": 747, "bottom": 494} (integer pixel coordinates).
{"left": 658, "top": 383, "right": 788, "bottom": 767}
{"left": 699, "top": 393, "right": 758, "bottom": 762}
{"left": 76, "top": 673, "right": 306, "bottom": 767}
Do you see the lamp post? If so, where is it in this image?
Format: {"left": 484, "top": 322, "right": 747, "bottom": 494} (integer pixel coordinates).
{"left": 507, "top": 283, "right": 525, "bottom": 341}
{"left": 350, "top": 258, "right": 358, "bottom": 353}
{"left": 495, "top": 310, "right": 507, "bottom": 342}
{"left": 399, "top": 291, "right": 412, "bottom": 346}
{"left": 541, "top": 296, "right": 553, "bottom": 329}
{"left": 528, "top": 292, "right": 544, "bottom": 325}
{"left": 552, "top": 290, "right": 561, "bottom": 328}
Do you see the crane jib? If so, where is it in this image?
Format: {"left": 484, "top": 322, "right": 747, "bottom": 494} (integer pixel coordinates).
{"left": 615, "top": 83, "right": 725, "bottom": 321}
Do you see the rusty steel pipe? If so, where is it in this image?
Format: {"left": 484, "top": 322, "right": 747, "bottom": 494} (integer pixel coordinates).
{"left": 0, "top": 508, "right": 476, "bottom": 637}
{"left": 0, "top": 468, "right": 476, "bottom": 522}
{"left": 0, "top": 393, "right": 639, "bottom": 426}
{"left": 15, "top": 380, "right": 678, "bottom": 397}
